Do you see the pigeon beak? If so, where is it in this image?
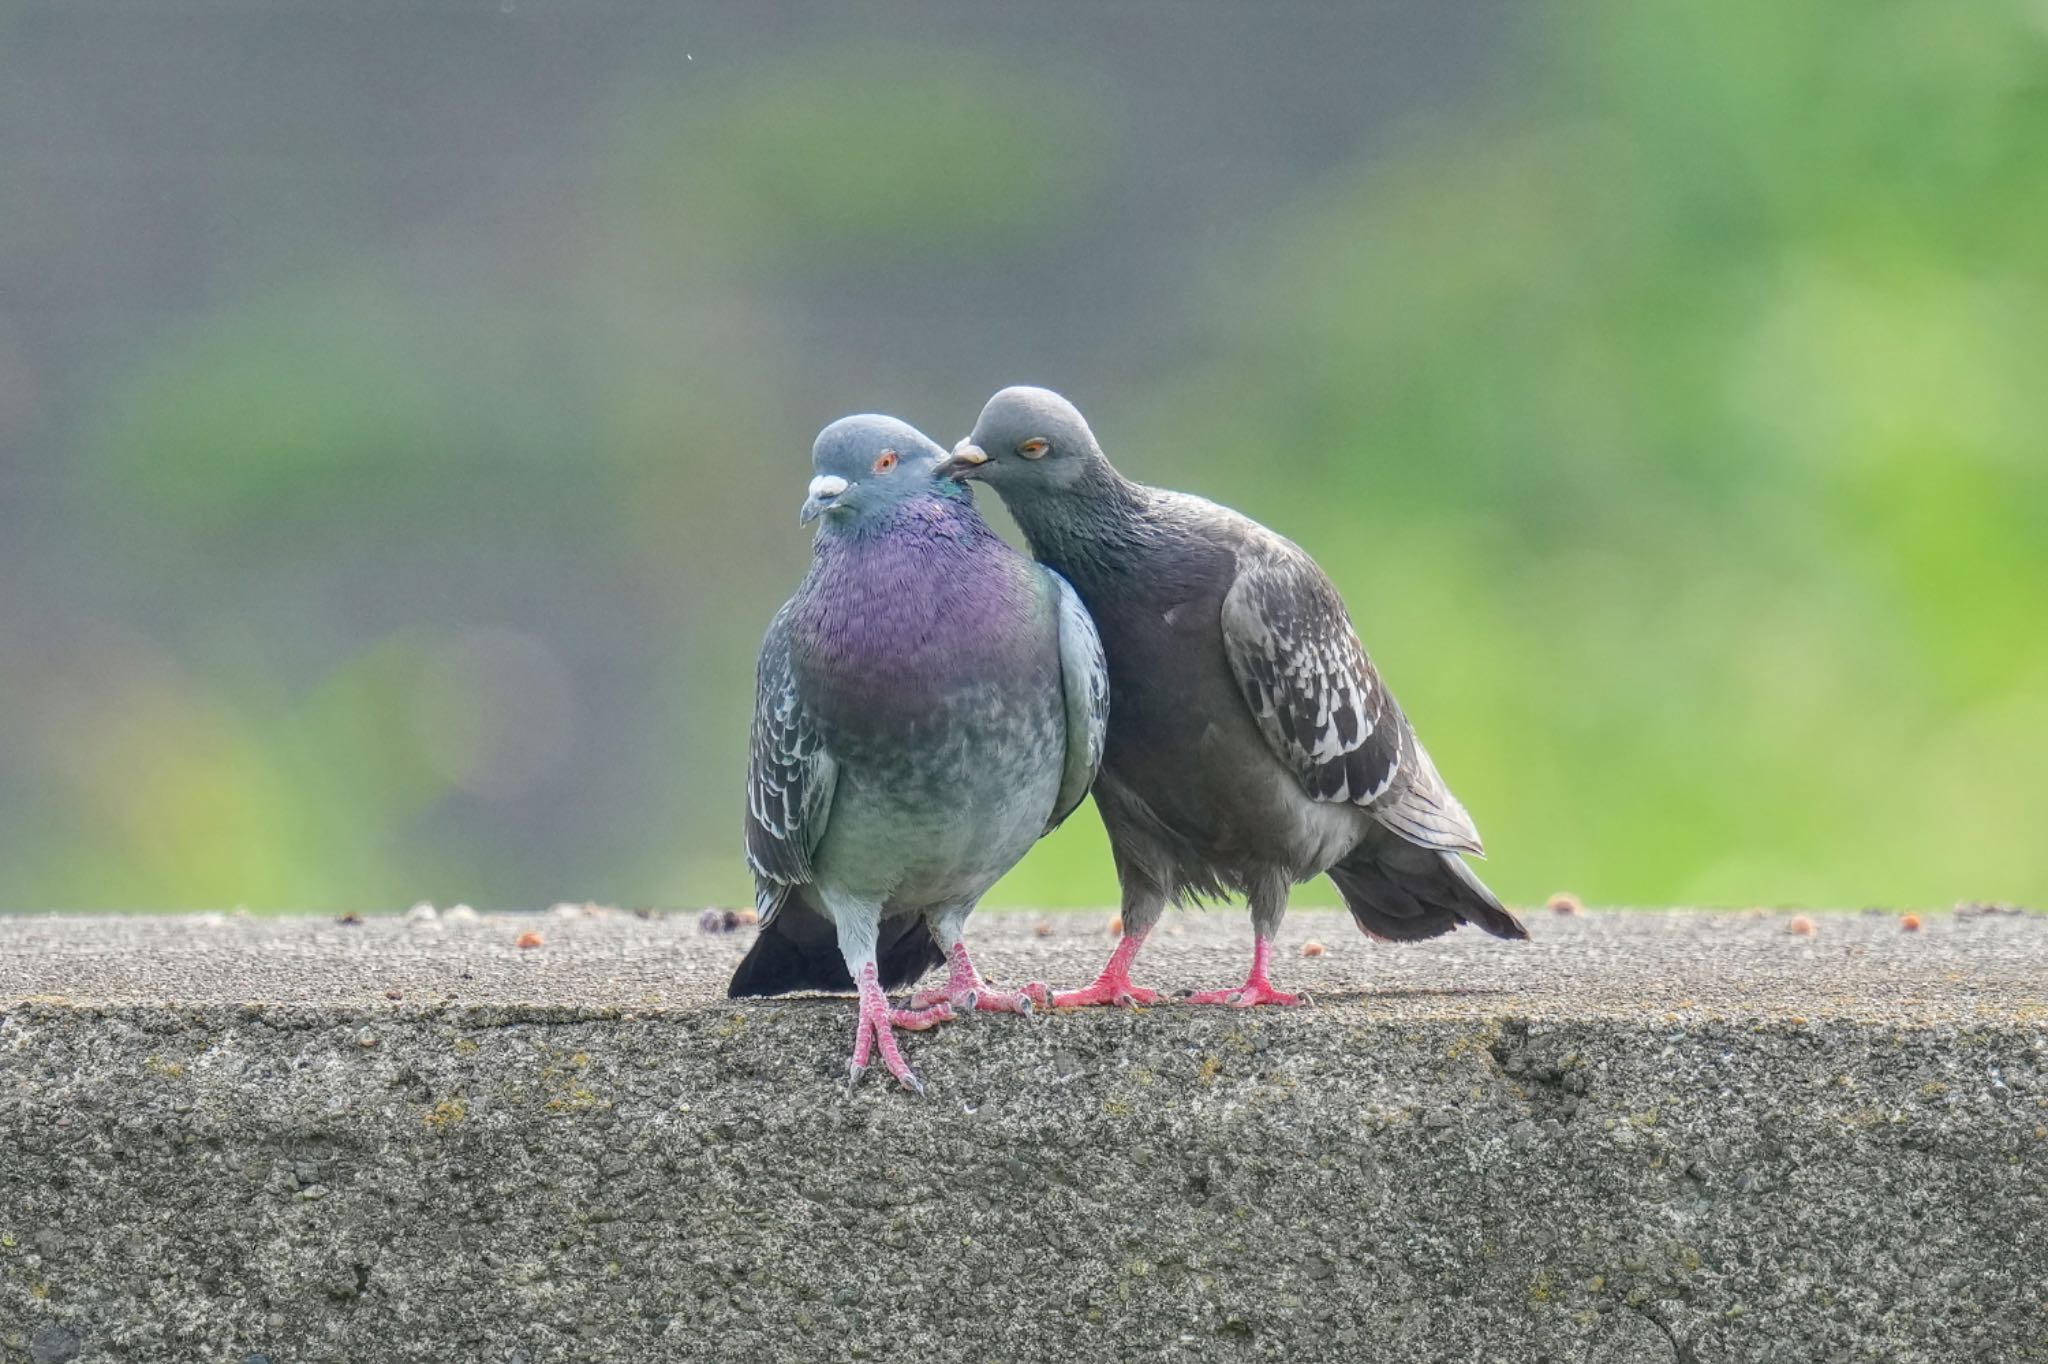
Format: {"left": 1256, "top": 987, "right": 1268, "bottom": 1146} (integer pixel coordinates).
{"left": 934, "top": 441, "right": 991, "bottom": 482}
{"left": 800, "top": 474, "right": 850, "bottom": 524}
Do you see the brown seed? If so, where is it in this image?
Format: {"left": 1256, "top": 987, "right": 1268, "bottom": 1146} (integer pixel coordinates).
{"left": 516, "top": 931, "right": 544, "bottom": 950}
{"left": 384, "top": 989, "right": 403, "bottom": 1001}
{"left": 1787, "top": 916, "right": 1816, "bottom": 937}
{"left": 337, "top": 913, "right": 363, "bottom": 926}
{"left": 734, "top": 907, "right": 760, "bottom": 927}
{"left": 1108, "top": 916, "right": 1123, "bottom": 937}
{"left": 1547, "top": 892, "right": 1583, "bottom": 917}
{"left": 1033, "top": 920, "right": 1055, "bottom": 938}
{"left": 1301, "top": 940, "right": 1326, "bottom": 958}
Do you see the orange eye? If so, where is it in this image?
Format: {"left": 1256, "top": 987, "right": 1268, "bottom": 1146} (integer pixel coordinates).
{"left": 1019, "top": 438, "right": 1049, "bottom": 459}
{"left": 873, "top": 449, "right": 899, "bottom": 473}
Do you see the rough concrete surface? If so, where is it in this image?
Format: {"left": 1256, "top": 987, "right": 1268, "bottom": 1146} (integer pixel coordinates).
{"left": 2, "top": 907, "right": 2044, "bottom": 1363}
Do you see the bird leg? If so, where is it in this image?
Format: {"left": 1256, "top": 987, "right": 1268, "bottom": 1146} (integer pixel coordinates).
{"left": 1051, "top": 930, "right": 1163, "bottom": 1008}
{"left": 1184, "top": 934, "right": 1303, "bottom": 1007}
{"left": 848, "top": 962, "right": 952, "bottom": 1093}
{"left": 910, "top": 942, "right": 1049, "bottom": 1014}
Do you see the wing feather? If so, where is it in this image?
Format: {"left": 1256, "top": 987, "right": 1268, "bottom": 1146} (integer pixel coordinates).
{"left": 1220, "top": 536, "right": 1483, "bottom": 855}
{"left": 1046, "top": 568, "right": 1110, "bottom": 833}
{"left": 743, "top": 601, "right": 838, "bottom": 921}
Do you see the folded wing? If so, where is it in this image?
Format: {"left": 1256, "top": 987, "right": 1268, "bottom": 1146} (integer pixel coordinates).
{"left": 743, "top": 601, "right": 839, "bottom": 922}
{"left": 1220, "top": 535, "right": 1483, "bottom": 856}
{"left": 1045, "top": 568, "right": 1110, "bottom": 833}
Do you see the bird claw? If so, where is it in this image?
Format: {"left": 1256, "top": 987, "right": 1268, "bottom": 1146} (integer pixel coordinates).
{"left": 966, "top": 983, "right": 1046, "bottom": 1015}
{"left": 912, "top": 981, "right": 1047, "bottom": 1016}
{"left": 1052, "top": 979, "right": 1162, "bottom": 1009}
{"left": 845, "top": 1043, "right": 929, "bottom": 1094}
{"left": 888, "top": 1001, "right": 954, "bottom": 1030}
{"left": 848, "top": 964, "right": 950, "bottom": 1093}
{"left": 1185, "top": 937, "right": 1304, "bottom": 1007}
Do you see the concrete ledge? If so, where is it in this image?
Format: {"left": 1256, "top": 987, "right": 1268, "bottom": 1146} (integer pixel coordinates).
{"left": 3, "top": 909, "right": 2045, "bottom": 1363}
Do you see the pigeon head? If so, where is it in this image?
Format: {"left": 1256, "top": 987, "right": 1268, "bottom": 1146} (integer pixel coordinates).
{"left": 801, "top": 414, "right": 960, "bottom": 530}
{"left": 935, "top": 386, "right": 1110, "bottom": 499}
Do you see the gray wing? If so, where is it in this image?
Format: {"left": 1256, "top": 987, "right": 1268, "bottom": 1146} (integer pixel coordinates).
{"left": 743, "top": 601, "right": 838, "bottom": 922}
{"left": 1045, "top": 568, "right": 1110, "bottom": 833}
{"left": 1219, "top": 535, "right": 1484, "bottom": 856}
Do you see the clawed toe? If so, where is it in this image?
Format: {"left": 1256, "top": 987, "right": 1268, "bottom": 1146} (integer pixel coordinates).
{"left": 918, "top": 945, "right": 1048, "bottom": 1018}
{"left": 1052, "top": 980, "right": 1162, "bottom": 1009}
{"left": 913, "top": 978, "right": 1047, "bottom": 1017}
{"left": 1050, "top": 933, "right": 1157, "bottom": 1008}
{"left": 1182, "top": 938, "right": 1305, "bottom": 1007}
{"left": 970, "top": 984, "right": 1043, "bottom": 1015}
{"left": 847, "top": 963, "right": 948, "bottom": 1094}
{"left": 889, "top": 1001, "right": 954, "bottom": 1030}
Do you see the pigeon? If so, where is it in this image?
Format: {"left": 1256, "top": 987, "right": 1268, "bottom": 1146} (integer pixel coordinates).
{"left": 731, "top": 413, "right": 1109, "bottom": 1088}
{"left": 935, "top": 386, "right": 1525, "bottom": 1007}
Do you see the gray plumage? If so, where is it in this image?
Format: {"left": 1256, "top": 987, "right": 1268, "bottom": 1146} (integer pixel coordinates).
{"left": 938, "top": 387, "right": 1525, "bottom": 985}
{"left": 730, "top": 413, "right": 1109, "bottom": 1064}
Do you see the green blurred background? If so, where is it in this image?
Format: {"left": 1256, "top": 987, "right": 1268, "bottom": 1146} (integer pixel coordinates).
{"left": 2, "top": 0, "right": 2042, "bottom": 913}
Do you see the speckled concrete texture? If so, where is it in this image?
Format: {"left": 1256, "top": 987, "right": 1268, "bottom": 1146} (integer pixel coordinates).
{"left": 2, "top": 908, "right": 2045, "bottom": 1362}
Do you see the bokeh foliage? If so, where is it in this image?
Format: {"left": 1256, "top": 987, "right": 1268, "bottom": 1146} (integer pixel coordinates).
{"left": 1118, "top": 0, "right": 2048, "bottom": 910}
{"left": 3, "top": 0, "right": 2042, "bottom": 911}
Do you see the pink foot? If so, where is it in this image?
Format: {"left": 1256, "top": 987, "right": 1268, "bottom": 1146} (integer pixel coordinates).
{"left": 1051, "top": 930, "right": 1162, "bottom": 1008}
{"left": 1053, "top": 978, "right": 1163, "bottom": 1008}
{"left": 888, "top": 1002, "right": 955, "bottom": 1030}
{"left": 910, "top": 944, "right": 1049, "bottom": 1015}
{"left": 1184, "top": 935, "right": 1306, "bottom": 1008}
{"left": 849, "top": 964, "right": 951, "bottom": 1093}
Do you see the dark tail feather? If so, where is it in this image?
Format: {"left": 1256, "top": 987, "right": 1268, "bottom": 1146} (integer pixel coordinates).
{"left": 727, "top": 900, "right": 945, "bottom": 998}
{"left": 726, "top": 915, "right": 829, "bottom": 998}
{"left": 1328, "top": 832, "right": 1529, "bottom": 943}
